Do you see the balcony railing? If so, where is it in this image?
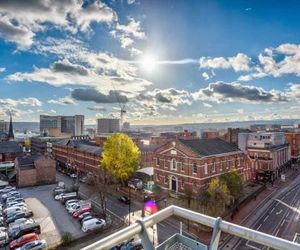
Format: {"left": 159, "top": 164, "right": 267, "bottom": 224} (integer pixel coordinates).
{"left": 82, "top": 205, "right": 300, "bottom": 250}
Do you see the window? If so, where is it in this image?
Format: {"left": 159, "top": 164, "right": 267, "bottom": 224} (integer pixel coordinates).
{"left": 192, "top": 163, "right": 197, "bottom": 174}
{"left": 171, "top": 158, "right": 177, "bottom": 170}
{"left": 156, "top": 157, "right": 160, "bottom": 166}
{"left": 204, "top": 163, "right": 208, "bottom": 175}
{"left": 177, "top": 162, "right": 183, "bottom": 171}
{"left": 212, "top": 163, "right": 216, "bottom": 172}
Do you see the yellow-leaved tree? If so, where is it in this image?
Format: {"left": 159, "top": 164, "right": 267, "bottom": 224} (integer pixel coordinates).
{"left": 101, "top": 133, "right": 141, "bottom": 184}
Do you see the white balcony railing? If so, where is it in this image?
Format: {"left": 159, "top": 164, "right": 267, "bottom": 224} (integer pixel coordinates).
{"left": 82, "top": 205, "right": 300, "bottom": 250}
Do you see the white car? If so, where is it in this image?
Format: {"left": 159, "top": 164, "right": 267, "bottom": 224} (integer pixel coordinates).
{"left": 81, "top": 218, "right": 106, "bottom": 233}
{"left": 65, "top": 199, "right": 79, "bottom": 207}
{"left": 0, "top": 227, "right": 9, "bottom": 247}
{"left": 54, "top": 193, "right": 65, "bottom": 201}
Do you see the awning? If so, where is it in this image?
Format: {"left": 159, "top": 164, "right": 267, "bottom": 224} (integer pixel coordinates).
{"left": 136, "top": 167, "right": 154, "bottom": 176}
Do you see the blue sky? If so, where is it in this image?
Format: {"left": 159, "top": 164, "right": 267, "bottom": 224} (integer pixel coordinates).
{"left": 0, "top": 0, "right": 300, "bottom": 125}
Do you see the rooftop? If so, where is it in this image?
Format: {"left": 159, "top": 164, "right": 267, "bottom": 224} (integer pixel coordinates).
{"left": 0, "top": 141, "right": 22, "bottom": 154}
{"left": 179, "top": 138, "right": 241, "bottom": 157}
{"left": 16, "top": 154, "right": 43, "bottom": 169}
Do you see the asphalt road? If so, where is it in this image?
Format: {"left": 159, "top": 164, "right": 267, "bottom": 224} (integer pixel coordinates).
{"left": 231, "top": 182, "right": 300, "bottom": 250}
{"left": 57, "top": 172, "right": 183, "bottom": 244}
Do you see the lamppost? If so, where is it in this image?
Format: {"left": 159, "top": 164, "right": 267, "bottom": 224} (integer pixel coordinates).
{"left": 128, "top": 186, "right": 131, "bottom": 225}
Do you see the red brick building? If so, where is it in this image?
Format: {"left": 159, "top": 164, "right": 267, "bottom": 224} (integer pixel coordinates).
{"left": 219, "top": 128, "right": 251, "bottom": 146}
{"left": 0, "top": 141, "right": 23, "bottom": 162}
{"left": 52, "top": 136, "right": 102, "bottom": 176}
{"left": 153, "top": 138, "right": 245, "bottom": 195}
{"left": 15, "top": 155, "right": 56, "bottom": 187}
{"left": 150, "top": 130, "right": 198, "bottom": 146}
{"left": 285, "top": 132, "right": 300, "bottom": 161}
{"left": 202, "top": 131, "right": 220, "bottom": 139}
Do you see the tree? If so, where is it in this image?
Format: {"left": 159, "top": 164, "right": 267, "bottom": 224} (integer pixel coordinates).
{"left": 220, "top": 170, "right": 244, "bottom": 204}
{"left": 203, "top": 177, "right": 232, "bottom": 217}
{"left": 100, "top": 133, "right": 141, "bottom": 184}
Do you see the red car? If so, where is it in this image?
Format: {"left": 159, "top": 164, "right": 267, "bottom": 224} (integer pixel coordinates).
{"left": 9, "top": 233, "right": 39, "bottom": 249}
{"left": 72, "top": 206, "right": 92, "bottom": 218}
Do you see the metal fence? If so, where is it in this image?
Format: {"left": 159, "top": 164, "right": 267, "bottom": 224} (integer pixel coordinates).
{"left": 82, "top": 205, "right": 300, "bottom": 250}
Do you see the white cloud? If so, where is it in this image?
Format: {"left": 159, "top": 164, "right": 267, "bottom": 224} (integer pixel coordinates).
{"left": 202, "top": 72, "right": 210, "bottom": 80}
{"left": 199, "top": 53, "right": 252, "bottom": 72}
{"left": 48, "top": 96, "right": 76, "bottom": 105}
{"left": 0, "top": 67, "right": 5, "bottom": 72}
{"left": 237, "top": 109, "right": 244, "bottom": 114}
{"left": 203, "top": 102, "right": 213, "bottom": 108}
{"left": 0, "top": 97, "right": 42, "bottom": 107}
{"left": 115, "top": 17, "right": 146, "bottom": 40}
{"left": 0, "top": 0, "right": 117, "bottom": 49}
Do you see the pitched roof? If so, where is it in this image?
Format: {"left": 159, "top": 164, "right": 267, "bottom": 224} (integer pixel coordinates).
{"left": 0, "top": 141, "right": 22, "bottom": 154}
{"left": 53, "top": 138, "right": 102, "bottom": 155}
{"left": 178, "top": 138, "right": 241, "bottom": 157}
{"left": 139, "top": 144, "right": 160, "bottom": 153}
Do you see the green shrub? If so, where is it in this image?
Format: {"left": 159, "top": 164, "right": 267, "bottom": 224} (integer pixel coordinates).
{"left": 61, "top": 232, "right": 73, "bottom": 246}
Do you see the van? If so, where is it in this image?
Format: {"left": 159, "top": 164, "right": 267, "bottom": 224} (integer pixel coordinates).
{"left": 60, "top": 192, "right": 78, "bottom": 204}
{"left": 10, "top": 222, "right": 41, "bottom": 240}
{"left": 81, "top": 218, "right": 105, "bottom": 232}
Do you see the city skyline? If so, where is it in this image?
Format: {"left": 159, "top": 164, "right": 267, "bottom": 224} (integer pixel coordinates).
{"left": 1, "top": 0, "right": 300, "bottom": 125}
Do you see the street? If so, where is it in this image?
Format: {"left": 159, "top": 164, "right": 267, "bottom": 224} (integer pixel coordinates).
{"left": 230, "top": 181, "right": 300, "bottom": 249}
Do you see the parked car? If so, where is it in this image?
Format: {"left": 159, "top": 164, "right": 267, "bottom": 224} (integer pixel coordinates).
{"left": 52, "top": 187, "right": 66, "bottom": 197}
{"left": 4, "top": 207, "right": 26, "bottom": 218}
{"left": 10, "top": 223, "right": 41, "bottom": 240}
{"left": 6, "top": 211, "right": 34, "bottom": 225}
{"left": 0, "top": 227, "right": 9, "bottom": 247}
{"left": 128, "top": 179, "right": 143, "bottom": 190}
{"left": 70, "top": 174, "right": 77, "bottom": 179}
{"left": 15, "top": 239, "right": 47, "bottom": 250}
{"left": 65, "top": 199, "right": 79, "bottom": 207}
{"left": 0, "top": 186, "right": 16, "bottom": 194}
{"left": 80, "top": 215, "right": 94, "bottom": 225}
{"left": 57, "top": 181, "right": 65, "bottom": 189}
{"left": 78, "top": 212, "right": 91, "bottom": 221}
{"left": 9, "top": 233, "right": 39, "bottom": 249}
{"left": 7, "top": 202, "right": 27, "bottom": 210}
{"left": 7, "top": 198, "right": 25, "bottom": 205}
{"left": 72, "top": 207, "right": 92, "bottom": 218}
{"left": 54, "top": 193, "right": 65, "bottom": 201}
{"left": 81, "top": 218, "right": 106, "bottom": 233}
{"left": 67, "top": 202, "right": 91, "bottom": 214}
{"left": 60, "top": 192, "right": 78, "bottom": 204}
{"left": 118, "top": 196, "right": 131, "bottom": 205}
{"left": 9, "top": 219, "right": 35, "bottom": 236}
{"left": 2, "top": 191, "right": 21, "bottom": 201}
{"left": 6, "top": 197, "right": 24, "bottom": 204}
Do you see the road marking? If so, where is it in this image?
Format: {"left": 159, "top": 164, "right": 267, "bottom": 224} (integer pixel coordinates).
{"left": 263, "top": 215, "right": 269, "bottom": 222}
{"left": 275, "top": 229, "right": 280, "bottom": 236}
{"left": 257, "top": 224, "right": 262, "bottom": 230}
{"left": 276, "top": 209, "right": 282, "bottom": 215}
{"left": 159, "top": 222, "right": 166, "bottom": 228}
{"left": 275, "top": 203, "right": 279, "bottom": 207}
{"left": 286, "top": 211, "right": 290, "bottom": 217}
{"left": 280, "top": 219, "right": 286, "bottom": 227}
{"left": 270, "top": 207, "right": 275, "bottom": 213}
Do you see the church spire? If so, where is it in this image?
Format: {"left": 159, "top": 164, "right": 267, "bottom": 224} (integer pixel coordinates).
{"left": 8, "top": 112, "right": 14, "bottom": 140}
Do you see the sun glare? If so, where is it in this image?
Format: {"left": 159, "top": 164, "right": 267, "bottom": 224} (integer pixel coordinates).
{"left": 141, "top": 54, "right": 157, "bottom": 72}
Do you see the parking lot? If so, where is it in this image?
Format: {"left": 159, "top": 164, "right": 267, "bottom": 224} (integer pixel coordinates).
{"left": 19, "top": 184, "right": 84, "bottom": 248}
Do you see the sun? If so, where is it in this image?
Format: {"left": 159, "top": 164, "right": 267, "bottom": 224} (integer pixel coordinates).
{"left": 141, "top": 54, "right": 157, "bottom": 72}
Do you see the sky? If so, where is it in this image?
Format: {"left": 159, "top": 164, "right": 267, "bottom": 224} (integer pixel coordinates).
{"left": 1, "top": 0, "right": 300, "bottom": 125}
